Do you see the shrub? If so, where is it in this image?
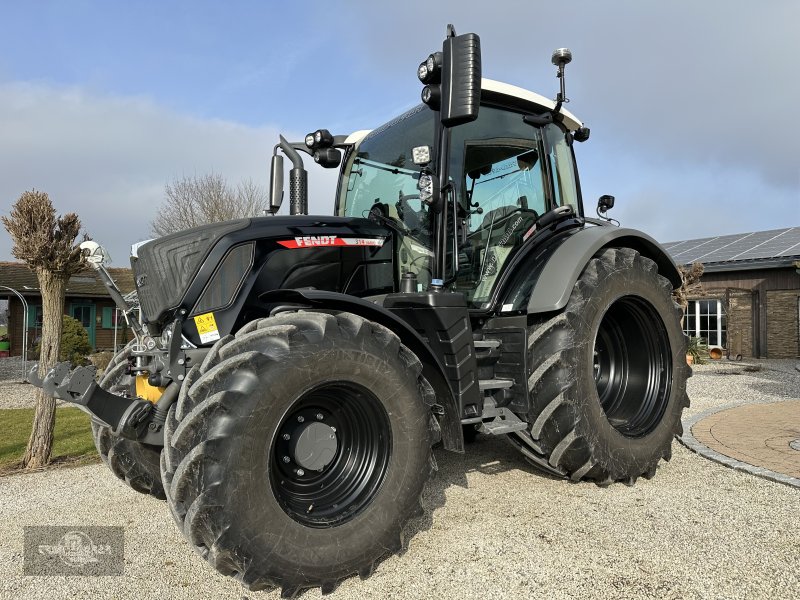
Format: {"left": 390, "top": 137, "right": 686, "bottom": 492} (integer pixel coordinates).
{"left": 35, "top": 315, "right": 93, "bottom": 365}
{"left": 88, "top": 351, "right": 114, "bottom": 375}
{"left": 60, "top": 315, "right": 93, "bottom": 365}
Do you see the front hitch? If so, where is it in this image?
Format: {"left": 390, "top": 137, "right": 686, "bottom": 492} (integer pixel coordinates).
{"left": 28, "top": 362, "right": 153, "bottom": 440}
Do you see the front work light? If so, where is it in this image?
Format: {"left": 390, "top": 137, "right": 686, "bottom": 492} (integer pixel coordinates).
{"left": 418, "top": 52, "right": 442, "bottom": 84}
{"left": 304, "top": 129, "right": 334, "bottom": 150}
{"left": 418, "top": 62, "right": 430, "bottom": 82}
{"left": 421, "top": 85, "right": 441, "bottom": 109}
{"left": 412, "top": 145, "right": 431, "bottom": 166}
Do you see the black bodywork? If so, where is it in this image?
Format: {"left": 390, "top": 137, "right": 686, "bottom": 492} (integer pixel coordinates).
{"left": 125, "top": 211, "right": 680, "bottom": 452}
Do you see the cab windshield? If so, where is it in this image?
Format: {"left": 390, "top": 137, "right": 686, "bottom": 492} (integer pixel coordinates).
{"left": 338, "top": 105, "right": 435, "bottom": 288}
{"left": 338, "top": 102, "right": 582, "bottom": 305}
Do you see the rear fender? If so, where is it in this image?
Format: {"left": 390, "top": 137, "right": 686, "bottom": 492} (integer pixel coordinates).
{"left": 258, "top": 289, "right": 463, "bottom": 452}
{"left": 500, "top": 226, "right": 681, "bottom": 314}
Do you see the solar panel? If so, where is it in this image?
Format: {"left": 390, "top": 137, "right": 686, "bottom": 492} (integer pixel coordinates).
{"left": 664, "top": 227, "right": 800, "bottom": 265}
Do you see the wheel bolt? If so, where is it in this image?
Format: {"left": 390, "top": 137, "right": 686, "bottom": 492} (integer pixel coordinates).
{"left": 316, "top": 413, "right": 324, "bottom": 420}
{"left": 297, "top": 416, "right": 305, "bottom": 423}
{"left": 282, "top": 433, "right": 290, "bottom": 440}
{"left": 282, "top": 456, "right": 290, "bottom": 463}
{"left": 296, "top": 468, "right": 305, "bottom": 476}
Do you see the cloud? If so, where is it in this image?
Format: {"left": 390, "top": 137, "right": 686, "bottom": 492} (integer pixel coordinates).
{"left": 343, "top": 0, "right": 800, "bottom": 234}
{"left": 0, "top": 83, "right": 338, "bottom": 265}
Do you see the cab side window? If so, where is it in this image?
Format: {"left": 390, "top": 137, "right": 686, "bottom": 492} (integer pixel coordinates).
{"left": 449, "top": 106, "right": 546, "bottom": 302}
{"left": 543, "top": 123, "right": 580, "bottom": 213}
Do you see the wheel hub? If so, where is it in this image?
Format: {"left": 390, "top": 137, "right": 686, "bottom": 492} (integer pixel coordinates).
{"left": 270, "top": 382, "right": 392, "bottom": 528}
{"left": 592, "top": 295, "right": 672, "bottom": 438}
{"left": 290, "top": 422, "right": 338, "bottom": 471}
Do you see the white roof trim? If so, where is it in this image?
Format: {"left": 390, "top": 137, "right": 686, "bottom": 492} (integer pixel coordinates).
{"left": 343, "top": 129, "right": 372, "bottom": 145}
{"left": 481, "top": 78, "right": 583, "bottom": 131}
{"left": 346, "top": 80, "right": 583, "bottom": 145}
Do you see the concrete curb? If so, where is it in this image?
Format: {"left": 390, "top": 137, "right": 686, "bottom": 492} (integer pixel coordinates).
{"left": 678, "top": 404, "right": 800, "bottom": 490}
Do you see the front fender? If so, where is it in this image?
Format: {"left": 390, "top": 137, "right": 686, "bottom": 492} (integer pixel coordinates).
{"left": 259, "top": 289, "right": 464, "bottom": 452}
{"left": 500, "top": 225, "right": 681, "bottom": 314}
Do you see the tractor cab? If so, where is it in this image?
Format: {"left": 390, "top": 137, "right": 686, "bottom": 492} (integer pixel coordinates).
{"left": 335, "top": 80, "right": 586, "bottom": 307}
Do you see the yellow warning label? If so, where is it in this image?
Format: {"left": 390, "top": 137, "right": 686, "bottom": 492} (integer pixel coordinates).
{"left": 193, "top": 312, "right": 221, "bottom": 343}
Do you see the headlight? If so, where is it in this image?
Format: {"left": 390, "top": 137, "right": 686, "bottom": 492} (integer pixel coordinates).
{"left": 159, "top": 322, "right": 174, "bottom": 349}
{"left": 418, "top": 174, "right": 434, "bottom": 203}
{"left": 417, "top": 62, "right": 429, "bottom": 82}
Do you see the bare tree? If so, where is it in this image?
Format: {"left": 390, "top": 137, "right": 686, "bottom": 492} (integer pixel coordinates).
{"left": 150, "top": 173, "right": 267, "bottom": 237}
{"left": 673, "top": 261, "right": 705, "bottom": 326}
{"left": 1, "top": 190, "right": 84, "bottom": 468}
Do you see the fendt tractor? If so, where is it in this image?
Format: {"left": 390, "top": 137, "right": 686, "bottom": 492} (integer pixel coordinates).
{"left": 32, "top": 25, "right": 689, "bottom": 596}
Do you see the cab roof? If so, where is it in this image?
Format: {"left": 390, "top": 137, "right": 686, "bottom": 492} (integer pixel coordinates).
{"left": 481, "top": 78, "right": 582, "bottom": 131}
{"left": 344, "top": 78, "right": 583, "bottom": 145}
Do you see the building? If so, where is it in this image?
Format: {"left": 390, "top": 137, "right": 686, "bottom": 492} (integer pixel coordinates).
{"left": 664, "top": 227, "right": 800, "bottom": 359}
{"left": 0, "top": 262, "right": 136, "bottom": 356}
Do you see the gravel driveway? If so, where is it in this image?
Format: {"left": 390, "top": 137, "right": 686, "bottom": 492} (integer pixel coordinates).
{"left": 1, "top": 360, "right": 798, "bottom": 599}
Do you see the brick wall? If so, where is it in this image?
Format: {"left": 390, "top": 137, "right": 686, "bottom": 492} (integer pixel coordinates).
{"left": 727, "top": 290, "right": 753, "bottom": 358}
{"left": 766, "top": 290, "right": 800, "bottom": 358}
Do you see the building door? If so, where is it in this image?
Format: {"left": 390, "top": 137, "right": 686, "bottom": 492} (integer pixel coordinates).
{"left": 70, "top": 303, "right": 96, "bottom": 349}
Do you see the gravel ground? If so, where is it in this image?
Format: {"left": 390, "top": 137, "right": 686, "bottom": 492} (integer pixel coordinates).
{"left": 0, "top": 357, "right": 62, "bottom": 409}
{"left": 0, "top": 360, "right": 798, "bottom": 599}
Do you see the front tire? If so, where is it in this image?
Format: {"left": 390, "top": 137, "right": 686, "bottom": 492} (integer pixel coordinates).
{"left": 511, "top": 247, "right": 690, "bottom": 485}
{"left": 160, "top": 311, "right": 439, "bottom": 596}
{"left": 91, "top": 343, "right": 165, "bottom": 499}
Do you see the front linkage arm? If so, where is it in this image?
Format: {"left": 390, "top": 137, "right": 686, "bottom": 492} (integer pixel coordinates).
{"left": 28, "top": 362, "right": 153, "bottom": 440}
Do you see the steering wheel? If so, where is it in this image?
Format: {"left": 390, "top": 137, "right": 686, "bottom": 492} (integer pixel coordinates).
{"left": 396, "top": 191, "right": 425, "bottom": 234}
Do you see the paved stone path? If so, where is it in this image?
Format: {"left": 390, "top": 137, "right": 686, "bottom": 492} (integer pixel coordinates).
{"left": 692, "top": 400, "right": 800, "bottom": 479}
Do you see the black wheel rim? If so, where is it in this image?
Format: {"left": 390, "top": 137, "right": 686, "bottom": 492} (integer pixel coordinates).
{"left": 269, "top": 382, "right": 391, "bottom": 527}
{"left": 593, "top": 295, "right": 672, "bottom": 438}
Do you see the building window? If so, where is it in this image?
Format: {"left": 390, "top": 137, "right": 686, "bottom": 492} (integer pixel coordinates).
{"left": 683, "top": 299, "right": 727, "bottom": 348}
{"left": 102, "top": 306, "right": 122, "bottom": 328}
{"left": 27, "top": 305, "right": 43, "bottom": 328}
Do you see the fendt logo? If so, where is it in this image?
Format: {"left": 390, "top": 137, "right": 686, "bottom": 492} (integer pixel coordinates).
{"left": 296, "top": 236, "right": 337, "bottom": 247}
{"left": 277, "top": 236, "right": 386, "bottom": 249}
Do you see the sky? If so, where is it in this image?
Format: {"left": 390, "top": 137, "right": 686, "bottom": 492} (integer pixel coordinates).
{"left": 1, "top": 0, "right": 798, "bottom": 265}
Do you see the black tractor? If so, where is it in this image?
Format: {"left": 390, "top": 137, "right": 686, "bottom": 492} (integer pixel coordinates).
{"left": 31, "top": 25, "right": 689, "bottom": 597}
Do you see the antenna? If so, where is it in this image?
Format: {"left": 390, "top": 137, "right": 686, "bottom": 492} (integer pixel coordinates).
{"left": 551, "top": 48, "right": 572, "bottom": 113}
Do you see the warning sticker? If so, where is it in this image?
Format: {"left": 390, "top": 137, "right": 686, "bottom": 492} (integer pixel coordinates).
{"left": 194, "top": 312, "right": 221, "bottom": 344}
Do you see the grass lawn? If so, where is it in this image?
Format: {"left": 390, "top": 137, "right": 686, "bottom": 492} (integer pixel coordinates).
{"left": 0, "top": 407, "right": 99, "bottom": 475}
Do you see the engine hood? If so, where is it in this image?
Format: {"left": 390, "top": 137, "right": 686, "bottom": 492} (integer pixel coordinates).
{"left": 132, "top": 216, "right": 393, "bottom": 329}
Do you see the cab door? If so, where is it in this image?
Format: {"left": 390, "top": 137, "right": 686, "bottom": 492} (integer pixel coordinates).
{"left": 448, "top": 105, "right": 548, "bottom": 304}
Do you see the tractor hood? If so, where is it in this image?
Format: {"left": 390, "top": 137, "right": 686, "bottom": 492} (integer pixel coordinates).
{"left": 131, "top": 216, "right": 393, "bottom": 333}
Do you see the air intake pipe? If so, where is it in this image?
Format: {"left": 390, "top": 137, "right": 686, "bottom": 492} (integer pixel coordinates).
{"left": 279, "top": 135, "right": 308, "bottom": 215}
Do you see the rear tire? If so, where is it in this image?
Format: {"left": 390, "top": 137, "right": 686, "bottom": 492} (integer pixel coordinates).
{"left": 91, "top": 343, "right": 165, "bottom": 499}
{"left": 511, "top": 248, "right": 690, "bottom": 485}
{"left": 160, "top": 311, "right": 439, "bottom": 596}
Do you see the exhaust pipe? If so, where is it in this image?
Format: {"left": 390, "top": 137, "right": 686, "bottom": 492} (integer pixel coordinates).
{"left": 278, "top": 135, "right": 308, "bottom": 215}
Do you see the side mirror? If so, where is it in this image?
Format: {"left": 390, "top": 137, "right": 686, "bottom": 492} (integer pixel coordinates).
{"left": 268, "top": 154, "right": 284, "bottom": 214}
{"left": 419, "top": 26, "right": 482, "bottom": 127}
{"left": 440, "top": 30, "right": 482, "bottom": 127}
{"left": 597, "top": 194, "right": 615, "bottom": 214}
